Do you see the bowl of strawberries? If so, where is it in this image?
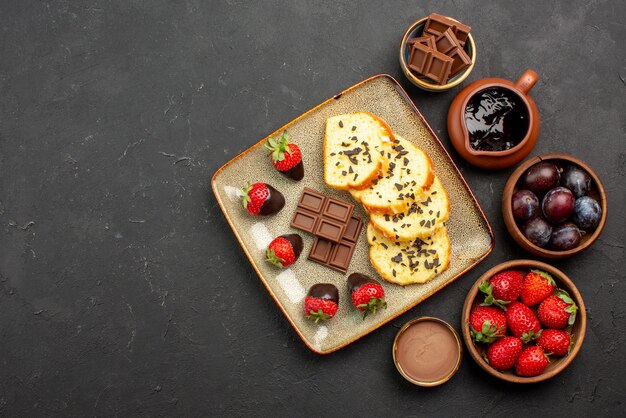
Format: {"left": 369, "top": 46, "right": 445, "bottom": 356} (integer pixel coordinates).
{"left": 461, "top": 259, "right": 586, "bottom": 383}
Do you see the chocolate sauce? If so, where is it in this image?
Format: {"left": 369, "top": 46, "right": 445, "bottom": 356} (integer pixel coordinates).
{"left": 259, "top": 184, "right": 285, "bottom": 215}
{"left": 281, "top": 234, "right": 303, "bottom": 260}
{"left": 347, "top": 273, "right": 378, "bottom": 293}
{"left": 307, "top": 283, "right": 339, "bottom": 304}
{"left": 395, "top": 319, "right": 460, "bottom": 384}
{"left": 282, "top": 160, "right": 304, "bottom": 181}
{"left": 464, "top": 87, "right": 529, "bottom": 152}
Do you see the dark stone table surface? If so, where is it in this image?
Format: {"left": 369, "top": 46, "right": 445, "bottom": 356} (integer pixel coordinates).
{"left": 1, "top": 1, "right": 625, "bottom": 416}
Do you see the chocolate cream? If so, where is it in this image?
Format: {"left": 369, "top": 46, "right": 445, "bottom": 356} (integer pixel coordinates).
{"left": 259, "top": 184, "right": 285, "bottom": 215}
{"left": 395, "top": 319, "right": 460, "bottom": 383}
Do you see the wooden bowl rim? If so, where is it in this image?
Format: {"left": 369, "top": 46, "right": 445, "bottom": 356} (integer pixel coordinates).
{"left": 461, "top": 259, "right": 587, "bottom": 384}
{"left": 502, "top": 153, "right": 608, "bottom": 259}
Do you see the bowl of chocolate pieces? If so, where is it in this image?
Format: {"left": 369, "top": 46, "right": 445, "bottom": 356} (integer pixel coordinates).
{"left": 399, "top": 13, "right": 475, "bottom": 92}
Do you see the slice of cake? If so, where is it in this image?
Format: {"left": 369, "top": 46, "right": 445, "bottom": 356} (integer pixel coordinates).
{"left": 368, "top": 176, "right": 450, "bottom": 241}
{"left": 324, "top": 112, "right": 393, "bottom": 190}
{"left": 367, "top": 222, "right": 451, "bottom": 285}
{"left": 349, "top": 135, "right": 434, "bottom": 214}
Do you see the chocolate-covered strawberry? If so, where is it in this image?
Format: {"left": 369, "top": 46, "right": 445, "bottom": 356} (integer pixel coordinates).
{"left": 264, "top": 130, "right": 304, "bottom": 181}
{"left": 241, "top": 182, "right": 285, "bottom": 216}
{"left": 266, "top": 234, "right": 303, "bottom": 268}
{"left": 347, "top": 273, "right": 387, "bottom": 319}
{"left": 304, "top": 283, "right": 339, "bottom": 323}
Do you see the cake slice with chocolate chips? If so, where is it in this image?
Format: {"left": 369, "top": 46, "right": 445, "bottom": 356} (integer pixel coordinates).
{"left": 366, "top": 222, "right": 451, "bottom": 285}
{"left": 368, "top": 176, "right": 449, "bottom": 241}
{"left": 349, "top": 135, "right": 434, "bottom": 214}
{"left": 324, "top": 112, "right": 392, "bottom": 190}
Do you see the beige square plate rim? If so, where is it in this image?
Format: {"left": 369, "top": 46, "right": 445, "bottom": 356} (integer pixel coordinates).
{"left": 211, "top": 74, "right": 494, "bottom": 354}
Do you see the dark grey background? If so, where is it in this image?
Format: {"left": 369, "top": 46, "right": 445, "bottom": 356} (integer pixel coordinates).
{"left": 1, "top": 0, "right": 625, "bottom": 416}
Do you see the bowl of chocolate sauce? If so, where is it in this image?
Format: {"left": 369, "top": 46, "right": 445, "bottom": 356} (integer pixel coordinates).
{"left": 447, "top": 70, "right": 540, "bottom": 170}
{"left": 392, "top": 317, "right": 463, "bottom": 387}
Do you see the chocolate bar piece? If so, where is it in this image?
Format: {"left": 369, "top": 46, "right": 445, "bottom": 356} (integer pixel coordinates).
{"left": 452, "top": 21, "right": 471, "bottom": 46}
{"left": 424, "top": 13, "right": 457, "bottom": 37}
{"left": 423, "top": 49, "right": 453, "bottom": 84}
{"left": 291, "top": 188, "right": 354, "bottom": 243}
{"left": 406, "top": 13, "right": 472, "bottom": 85}
{"left": 308, "top": 216, "right": 363, "bottom": 273}
{"left": 409, "top": 42, "right": 433, "bottom": 75}
{"left": 424, "top": 13, "right": 471, "bottom": 46}
{"left": 408, "top": 34, "right": 437, "bottom": 50}
{"left": 314, "top": 217, "right": 345, "bottom": 242}
{"left": 448, "top": 46, "right": 472, "bottom": 77}
{"left": 435, "top": 28, "right": 458, "bottom": 55}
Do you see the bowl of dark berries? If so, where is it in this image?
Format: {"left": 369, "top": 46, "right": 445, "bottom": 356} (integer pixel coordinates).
{"left": 461, "top": 259, "right": 586, "bottom": 384}
{"left": 502, "top": 154, "right": 607, "bottom": 259}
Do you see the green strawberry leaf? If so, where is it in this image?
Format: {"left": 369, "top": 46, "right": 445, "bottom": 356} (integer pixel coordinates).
{"left": 556, "top": 290, "right": 578, "bottom": 325}
{"left": 566, "top": 305, "right": 578, "bottom": 325}
{"left": 265, "top": 131, "right": 293, "bottom": 162}
{"left": 479, "top": 280, "right": 493, "bottom": 296}
{"left": 481, "top": 320, "right": 492, "bottom": 334}
{"left": 471, "top": 321, "right": 503, "bottom": 343}
{"left": 495, "top": 299, "right": 511, "bottom": 309}
{"left": 240, "top": 183, "right": 252, "bottom": 209}
{"left": 265, "top": 248, "right": 285, "bottom": 268}
{"left": 307, "top": 308, "right": 331, "bottom": 323}
{"left": 359, "top": 297, "right": 386, "bottom": 319}
{"left": 521, "top": 329, "right": 540, "bottom": 343}
{"left": 557, "top": 290, "right": 574, "bottom": 305}
{"left": 480, "top": 295, "right": 494, "bottom": 306}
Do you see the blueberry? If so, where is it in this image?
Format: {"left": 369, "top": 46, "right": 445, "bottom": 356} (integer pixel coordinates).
{"left": 572, "top": 196, "right": 602, "bottom": 231}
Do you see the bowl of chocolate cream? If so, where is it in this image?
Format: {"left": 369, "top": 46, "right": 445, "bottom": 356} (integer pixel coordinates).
{"left": 447, "top": 70, "right": 540, "bottom": 170}
{"left": 392, "top": 317, "right": 463, "bottom": 387}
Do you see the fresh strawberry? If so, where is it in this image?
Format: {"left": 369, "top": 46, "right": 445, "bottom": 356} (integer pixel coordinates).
{"left": 486, "top": 336, "right": 523, "bottom": 371}
{"left": 264, "top": 131, "right": 304, "bottom": 180}
{"left": 537, "top": 329, "right": 571, "bottom": 356}
{"left": 515, "top": 346, "right": 549, "bottom": 377}
{"left": 521, "top": 270, "right": 556, "bottom": 306}
{"left": 506, "top": 301, "right": 541, "bottom": 342}
{"left": 266, "top": 234, "right": 302, "bottom": 268}
{"left": 479, "top": 270, "right": 524, "bottom": 308}
{"left": 347, "top": 273, "right": 386, "bottom": 319}
{"left": 538, "top": 291, "right": 578, "bottom": 329}
{"left": 241, "top": 182, "right": 285, "bottom": 216}
{"left": 304, "top": 284, "right": 339, "bottom": 323}
{"left": 469, "top": 305, "right": 507, "bottom": 343}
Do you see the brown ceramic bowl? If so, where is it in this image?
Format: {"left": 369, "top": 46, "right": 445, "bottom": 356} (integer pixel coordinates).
{"left": 447, "top": 70, "right": 540, "bottom": 170}
{"left": 502, "top": 154, "right": 607, "bottom": 259}
{"left": 392, "top": 317, "right": 463, "bottom": 387}
{"left": 399, "top": 16, "right": 476, "bottom": 92}
{"left": 461, "top": 260, "right": 586, "bottom": 384}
